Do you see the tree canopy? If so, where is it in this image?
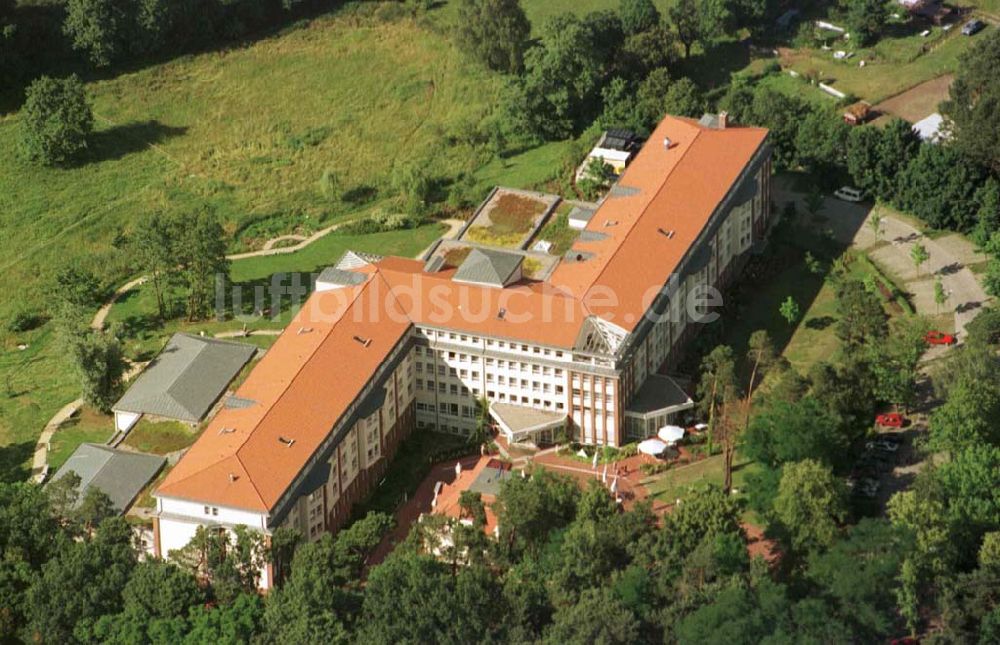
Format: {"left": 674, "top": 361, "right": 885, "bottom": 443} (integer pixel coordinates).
{"left": 19, "top": 75, "right": 93, "bottom": 166}
{"left": 942, "top": 28, "right": 1000, "bottom": 174}
{"left": 455, "top": 0, "right": 531, "bottom": 73}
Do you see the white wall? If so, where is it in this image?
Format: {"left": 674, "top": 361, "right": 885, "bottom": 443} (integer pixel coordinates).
{"left": 156, "top": 497, "right": 272, "bottom": 590}
{"left": 114, "top": 410, "right": 141, "bottom": 432}
{"left": 158, "top": 496, "right": 269, "bottom": 529}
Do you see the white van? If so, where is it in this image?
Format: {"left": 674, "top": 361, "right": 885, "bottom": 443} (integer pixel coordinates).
{"left": 834, "top": 186, "right": 863, "bottom": 202}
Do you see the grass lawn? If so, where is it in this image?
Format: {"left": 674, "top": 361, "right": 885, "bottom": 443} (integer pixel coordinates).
{"left": 47, "top": 407, "right": 115, "bottom": 472}
{"left": 717, "top": 217, "right": 913, "bottom": 379}
{"left": 643, "top": 454, "right": 761, "bottom": 502}
{"left": 106, "top": 222, "right": 444, "bottom": 360}
{"left": 122, "top": 419, "right": 198, "bottom": 455}
{"left": 778, "top": 23, "right": 979, "bottom": 103}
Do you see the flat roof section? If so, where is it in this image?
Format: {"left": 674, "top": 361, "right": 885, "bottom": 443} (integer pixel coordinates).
{"left": 625, "top": 374, "right": 695, "bottom": 419}
{"left": 490, "top": 402, "right": 567, "bottom": 441}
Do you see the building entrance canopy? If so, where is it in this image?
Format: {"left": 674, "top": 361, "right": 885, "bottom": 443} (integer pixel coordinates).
{"left": 489, "top": 403, "right": 567, "bottom": 442}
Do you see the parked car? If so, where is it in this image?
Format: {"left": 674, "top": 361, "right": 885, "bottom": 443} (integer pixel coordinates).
{"left": 858, "top": 478, "right": 880, "bottom": 498}
{"left": 876, "top": 412, "right": 905, "bottom": 428}
{"left": 962, "top": 19, "right": 986, "bottom": 36}
{"left": 866, "top": 438, "right": 900, "bottom": 453}
{"left": 925, "top": 330, "right": 957, "bottom": 345}
{"left": 834, "top": 186, "right": 863, "bottom": 202}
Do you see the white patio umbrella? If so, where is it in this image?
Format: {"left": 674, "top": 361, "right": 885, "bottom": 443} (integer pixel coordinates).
{"left": 657, "top": 425, "right": 686, "bottom": 444}
{"left": 637, "top": 438, "right": 668, "bottom": 456}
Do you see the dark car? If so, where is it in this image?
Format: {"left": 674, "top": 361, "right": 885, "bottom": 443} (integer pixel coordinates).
{"left": 962, "top": 19, "right": 986, "bottom": 36}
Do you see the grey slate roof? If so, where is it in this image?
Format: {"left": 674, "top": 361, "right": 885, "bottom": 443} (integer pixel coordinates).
{"left": 579, "top": 230, "right": 609, "bottom": 242}
{"left": 423, "top": 255, "right": 447, "bottom": 273}
{"left": 49, "top": 443, "right": 165, "bottom": 513}
{"left": 609, "top": 184, "right": 641, "bottom": 198}
{"left": 568, "top": 206, "right": 596, "bottom": 225}
{"left": 453, "top": 248, "right": 523, "bottom": 287}
{"left": 698, "top": 113, "right": 722, "bottom": 128}
{"left": 335, "top": 250, "right": 383, "bottom": 270}
{"left": 113, "top": 333, "right": 256, "bottom": 422}
{"left": 316, "top": 267, "right": 367, "bottom": 287}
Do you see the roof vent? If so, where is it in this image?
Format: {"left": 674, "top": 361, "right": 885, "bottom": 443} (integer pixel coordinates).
{"left": 297, "top": 327, "right": 313, "bottom": 335}
{"left": 604, "top": 220, "right": 618, "bottom": 227}
{"left": 658, "top": 228, "right": 675, "bottom": 239}
{"left": 353, "top": 335, "right": 372, "bottom": 347}
{"left": 497, "top": 308, "right": 507, "bottom": 320}
{"left": 278, "top": 436, "right": 295, "bottom": 447}
{"left": 228, "top": 473, "right": 238, "bottom": 482}
{"left": 663, "top": 137, "right": 672, "bottom": 149}
{"left": 218, "top": 427, "right": 236, "bottom": 435}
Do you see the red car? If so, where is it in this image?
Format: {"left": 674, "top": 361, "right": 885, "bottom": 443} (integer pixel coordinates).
{"left": 925, "top": 330, "right": 956, "bottom": 345}
{"left": 876, "top": 413, "right": 905, "bottom": 428}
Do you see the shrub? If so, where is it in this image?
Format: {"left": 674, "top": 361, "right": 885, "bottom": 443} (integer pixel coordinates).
{"left": 6, "top": 308, "right": 43, "bottom": 334}
{"left": 337, "top": 209, "right": 422, "bottom": 235}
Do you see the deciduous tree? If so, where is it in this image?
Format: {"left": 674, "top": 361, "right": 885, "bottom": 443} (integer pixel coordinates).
{"left": 941, "top": 28, "right": 1000, "bottom": 173}
{"left": 835, "top": 279, "right": 888, "bottom": 350}
{"left": 779, "top": 295, "right": 800, "bottom": 324}
{"left": 129, "top": 212, "right": 179, "bottom": 320}
{"left": 619, "top": 0, "right": 659, "bottom": 35}
{"left": 455, "top": 0, "right": 531, "bottom": 73}
{"left": 66, "top": 330, "right": 127, "bottom": 413}
{"left": 773, "top": 459, "right": 847, "bottom": 553}
{"left": 19, "top": 75, "right": 93, "bottom": 166}
{"left": 174, "top": 210, "right": 229, "bottom": 321}
{"left": 841, "top": 0, "right": 888, "bottom": 46}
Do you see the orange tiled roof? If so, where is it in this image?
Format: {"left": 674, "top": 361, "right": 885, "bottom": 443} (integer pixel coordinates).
{"left": 549, "top": 116, "right": 768, "bottom": 329}
{"left": 374, "top": 257, "right": 588, "bottom": 349}
{"left": 157, "top": 274, "right": 412, "bottom": 511}
{"left": 156, "top": 115, "right": 767, "bottom": 513}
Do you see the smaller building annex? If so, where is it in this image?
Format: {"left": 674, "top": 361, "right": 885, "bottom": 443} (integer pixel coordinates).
{"left": 48, "top": 443, "right": 166, "bottom": 513}
{"left": 112, "top": 333, "right": 257, "bottom": 433}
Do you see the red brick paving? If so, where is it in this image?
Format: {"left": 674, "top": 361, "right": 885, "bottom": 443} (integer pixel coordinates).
{"left": 367, "top": 446, "right": 778, "bottom": 567}
{"left": 367, "top": 454, "right": 483, "bottom": 568}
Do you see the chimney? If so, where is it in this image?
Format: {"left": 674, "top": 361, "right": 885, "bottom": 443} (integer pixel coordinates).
{"left": 718, "top": 111, "right": 728, "bottom": 129}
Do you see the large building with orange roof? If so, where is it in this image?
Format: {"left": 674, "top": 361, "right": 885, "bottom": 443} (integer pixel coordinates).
{"left": 152, "top": 114, "right": 771, "bottom": 588}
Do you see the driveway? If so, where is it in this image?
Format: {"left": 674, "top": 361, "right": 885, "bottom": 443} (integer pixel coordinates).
{"left": 775, "top": 178, "right": 992, "bottom": 508}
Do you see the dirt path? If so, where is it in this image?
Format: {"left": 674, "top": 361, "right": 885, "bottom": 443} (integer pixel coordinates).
{"left": 30, "top": 361, "right": 145, "bottom": 483}
{"left": 261, "top": 234, "right": 307, "bottom": 250}
{"left": 416, "top": 218, "right": 464, "bottom": 259}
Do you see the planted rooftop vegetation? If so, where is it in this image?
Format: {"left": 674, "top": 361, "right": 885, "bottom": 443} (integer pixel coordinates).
{"left": 462, "top": 190, "right": 554, "bottom": 248}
